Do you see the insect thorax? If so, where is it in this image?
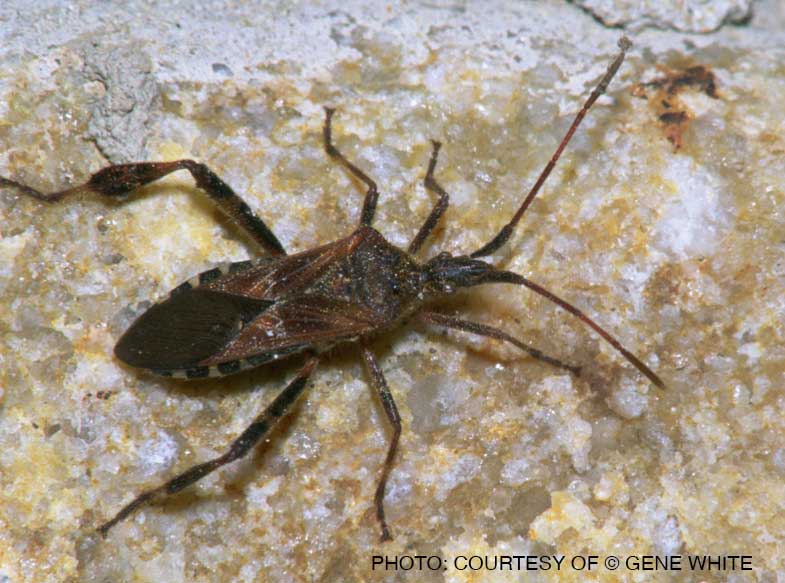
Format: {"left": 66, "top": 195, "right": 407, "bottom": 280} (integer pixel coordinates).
{"left": 309, "top": 227, "right": 425, "bottom": 321}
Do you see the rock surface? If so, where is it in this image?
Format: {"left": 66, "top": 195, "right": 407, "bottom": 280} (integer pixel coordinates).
{"left": 1, "top": 1, "right": 784, "bottom": 582}
{"left": 572, "top": 0, "right": 753, "bottom": 33}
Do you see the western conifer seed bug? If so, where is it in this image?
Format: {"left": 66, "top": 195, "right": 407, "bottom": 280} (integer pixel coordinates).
{"left": 2, "top": 37, "right": 663, "bottom": 542}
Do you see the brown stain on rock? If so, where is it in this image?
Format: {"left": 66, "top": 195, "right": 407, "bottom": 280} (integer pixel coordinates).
{"left": 632, "top": 65, "right": 719, "bottom": 150}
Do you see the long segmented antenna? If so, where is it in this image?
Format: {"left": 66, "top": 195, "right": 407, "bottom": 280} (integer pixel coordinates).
{"left": 471, "top": 36, "right": 632, "bottom": 258}
{"left": 485, "top": 269, "right": 665, "bottom": 389}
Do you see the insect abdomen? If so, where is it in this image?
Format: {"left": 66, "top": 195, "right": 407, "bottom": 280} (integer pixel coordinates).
{"left": 149, "top": 345, "right": 305, "bottom": 379}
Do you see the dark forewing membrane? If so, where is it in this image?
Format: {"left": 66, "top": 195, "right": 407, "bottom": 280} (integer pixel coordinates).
{"left": 202, "top": 295, "right": 381, "bottom": 364}
{"left": 115, "top": 288, "right": 273, "bottom": 370}
{"left": 201, "top": 237, "right": 355, "bottom": 300}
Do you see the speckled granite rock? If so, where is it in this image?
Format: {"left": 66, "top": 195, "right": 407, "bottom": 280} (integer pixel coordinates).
{"left": 572, "top": 0, "right": 753, "bottom": 33}
{"left": 1, "top": 1, "right": 784, "bottom": 582}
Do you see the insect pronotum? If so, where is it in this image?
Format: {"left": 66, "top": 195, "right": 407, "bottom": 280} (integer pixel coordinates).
{"left": 2, "top": 36, "right": 662, "bottom": 542}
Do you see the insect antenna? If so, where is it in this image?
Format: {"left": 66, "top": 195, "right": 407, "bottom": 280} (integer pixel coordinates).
{"left": 471, "top": 36, "right": 632, "bottom": 258}
{"left": 484, "top": 269, "right": 665, "bottom": 388}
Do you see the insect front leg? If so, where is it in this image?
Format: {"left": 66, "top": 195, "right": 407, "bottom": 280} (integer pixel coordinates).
{"left": 1, "top": 159, "right": 286, "bottom": 255}
{"left": 360, "top": 345, "right": 401, "bottom": 542}
{"left": 418, "top": 311, "right": 580, "bottom": 375}
{"left": 408, "top": 140, "right": 450, "bottom": 255}
{"left": 97, "top": 355, "right": 318, "bottom": 537}
{"left": 323, "top": 107, "right": 380, "bottom": 227}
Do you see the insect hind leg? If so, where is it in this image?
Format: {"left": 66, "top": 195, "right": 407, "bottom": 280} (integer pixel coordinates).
{"left": 1, "top": 160, "right": 286, "bottom": 256}
{"left": 323, "top": 107, "right": 380, "bottom": 227}
{"left": 97, "top": 355, "right": 318, "bottom": 536}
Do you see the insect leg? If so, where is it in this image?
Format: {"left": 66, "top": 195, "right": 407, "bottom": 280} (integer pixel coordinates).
{"left": 97, "top": 355, "right": 318, "bottom": 536}
{"left": 471, "top": 37, "right": 631, "bottom": 258}
{"left": 1, "top": 160, "right": 286, "bottom": 255}
{"left": 408, "top": 140, "right": 450, "bottom": 255}
{"left": 323, "top": 107, "right": 380, "bottom": 227}
{"left": 360, "top": 344, "right": 401, "bottom": 542}
{"left": 418, "top": 311, "right": 580, "bottom": 375}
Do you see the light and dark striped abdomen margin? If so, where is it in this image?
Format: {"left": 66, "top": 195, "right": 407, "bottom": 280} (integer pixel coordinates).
{"left": 150, "top": 345, "right": 305, "bottom": 380}
{"left": 145, "top": 258, "right": 296, "bottom": 380}
{"left": 167, "top": 259, "right": 255, "bottom": 298}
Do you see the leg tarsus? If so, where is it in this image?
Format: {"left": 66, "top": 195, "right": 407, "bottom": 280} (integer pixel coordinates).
{"left": 97, "top": 356, "right": 318, "bottom": 536}
{"left": 361, "top": 344, "right": 401, "bottom": 542}
{"left": 408, "top": 140, "right": 450, "bottom": 255}
{"left": 322, "top": 107, "right": 380, "bottom": 227}
{"left": 0, "top": 175, "right": 81, "bottom": 202}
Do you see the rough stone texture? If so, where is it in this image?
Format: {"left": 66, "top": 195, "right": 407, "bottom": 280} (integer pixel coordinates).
{"left": 1, "top": 1, "right": 784, "bottom": 582}
{"left": 572, "top": 0, "right": 753, "bottom": 33}
{"left": 80, "top": 41, "right": 158, "bottom": 163}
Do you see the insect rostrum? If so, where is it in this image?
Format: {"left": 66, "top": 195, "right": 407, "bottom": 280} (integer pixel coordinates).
{"left": 1, "top": 37, "right": 662, "bottom": 542}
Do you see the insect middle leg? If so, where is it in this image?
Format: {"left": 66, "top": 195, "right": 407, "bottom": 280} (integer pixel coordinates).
{"left": 97, "top": 355, "right": 319, "bottom": 536}
{"left": 360, "top": 344, "right": 401, "bottom": 542}
{"left": 1, "top": 160, "right": 286, "bottom": 255}
{"left": 418, "top": 311, "right": 580, "bottom": 375}
{"left": 323, "top": 107, "right": 380, "bottom": 227}
{"left": 409, "top": 140, "right": 450, "bottom": 254}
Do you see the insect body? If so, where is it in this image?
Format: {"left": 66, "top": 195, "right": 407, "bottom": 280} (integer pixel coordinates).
{"left": 2, "top": 37, "right": 661, "bottom": 541}
{"left": 114, "top": 227, "right": 424, "bottom": 380}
